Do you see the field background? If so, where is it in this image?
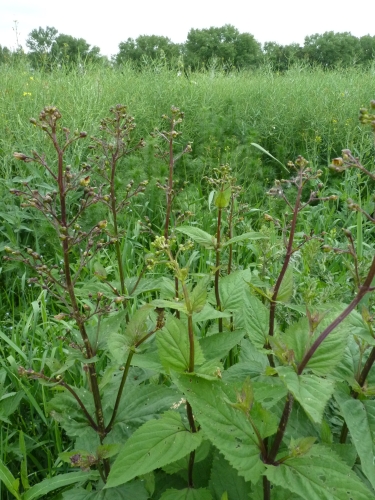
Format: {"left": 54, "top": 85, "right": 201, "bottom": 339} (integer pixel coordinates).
{"left": 0, "top": 62, "right": 375, "bottom": 498}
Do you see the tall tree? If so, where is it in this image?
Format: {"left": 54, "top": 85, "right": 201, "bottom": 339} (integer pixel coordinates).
{"left": 115, "top": 35, "right": 181, "bottom": 66}
{"left": 263, "top": 42, "right": 304, "bottom": 71}
{"left": 359, "top": 35, "right": 375, "bottom": 65}
{"left": 26, "top": 26, "right": 58, "bottom": 67}
{"left": 185, "top": 25, "right": 261, "bottom": 70}
{"left": 303, "top": 31, "right": 361, "bottom": 67}
{"left": 51, "top": 34, "right": 101, "bottom": 64}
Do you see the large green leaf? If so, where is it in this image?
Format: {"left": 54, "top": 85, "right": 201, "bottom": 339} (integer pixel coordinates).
{"left": 106, "top": 412, "right": 202, "bottom": 489}
{"left": 172, "top": 373, "right": 265, "bottom": 483}
{"left": 23, "top": 471, "right": 99, "bottom": 500}
{"left": 160, "top": 488, "right": 212, "bottom": 500}
{"left": 305, "top": 310, "right": 351, "bottom": 375}
{"left": 176, "top": 227, "right": 216, "bottom": 249}
{"left": 283, "top": 317, "right": 310, "bottom": 364}
{"left": 334, "top": 389, "right": 375, "bottom": 490}
{"left": 107, "top": 305, "right": 153, "bottom": 361}
{"left": 276, "top": 266, "right": 293, "bottom": 303}
{"left": 222, "top": 232, "right": 267, "bottom": 248}
{"left": 209, "top": 453, "right": 251, "bottom": 500}
{"left": 190, "top": 277, "right": 210, "bottom": 313}
{"left": 0, "top": 459, "right": 21, "bottom": 500}
{"left": 199, "top": 330, "right": 246, "bottom": 361}
{"left": 157, "top": 316, "right": 205, "bottom": 373}
{"left": 265, "top": 445, "right": 375, "bottom": 500}
{"left": 242, "top": 290, "right": 269, "bottom": 349}
{"left": 217, "top": 270, "right": 251, "bottom": 312}
{"left": 114, "top": 384, "right": 180, "bottom": 425}
{"left": 277, "top": 366, "right": 335, "bottom": 423}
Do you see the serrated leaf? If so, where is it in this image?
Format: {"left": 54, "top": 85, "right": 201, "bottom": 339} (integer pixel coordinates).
{"left": 334, "top": 389, "right": 375, "bottom": 490}
{"left": 172, "top": 373, "right": 265, "bottom": 483}
{"left": 199, "top": 330, "right": 246, "bottom": 361}
{"left": 23, "top": 471, "right": 99, "bottom": 500}
{"left": 152, "top": 299, "right": 187, "bottom": 312}
{"left": 157, "top": 316, "right": 205, "bottom": 372}
{"left": 277, "top": 366, "right": 335, "bottom": 423}
{"left": 215, "top": 186, "right": 231, "bottom": 208}
{"left": 283, "top": 317, "right": 310, "bottom": 364}
{"left": 276, "top": 266, "right": 293, "bottom": 303}
{"left": 209, "top": 453, "right": 251, "bottom": 500}
{"left": 193, "top": 304, "right": 232, "bottom": 322}
{"left": 190, "top": 277, "right": 210, "bottom": 313}
{"left": 176, "top": 226, "right": 217, "bottom": 249}
{"left": 218, "top": 269, "right": 251, "bottom": 312}
{"left": 222, "top": 232, "right": 267, "bottom": 247}
{"left": 243, "top": 290, "right": 269, "bottom": 349}
{"left": 0, "top": 459, "right": 21, "bottom": 499}
{"left": 160, "top": 488, "right": 212, "bottom": 500}
{"left": 265, "top": 445, "right": 375, "bottom": 500}
{"left": 106, "top": 305, "right": 153, "bottom": 361}
{"left": 305, "top": 310, "right": 351, "bottom": 375}
{"left": 114, "top": 384, "right": 180, "bottom": 425}
{"left": 106, "top": 412, "right": 202, "bottom": 488}
{"left": 163, "top": 440, "right": 211, "bottom": 475}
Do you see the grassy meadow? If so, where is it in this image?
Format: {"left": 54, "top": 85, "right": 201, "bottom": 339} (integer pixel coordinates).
{"left": 0, "top": 62, "right": 375, "bottom": 499}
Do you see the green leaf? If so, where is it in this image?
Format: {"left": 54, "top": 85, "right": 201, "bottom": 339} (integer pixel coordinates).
{"left": 152, "top": 299, "right": 187, "bottom": 312}
{"left": 334, "top": 389, "right": 375, "bottom": 490}
{"left": 193, "top": 305, "right": 232, "bottom": 322}
{"left": 190, "top": 277, "right": 210, "bottom": 313}
{"left": 160, "top": 488, "right": 213, "bottom": 500}
{"left": 19, "top": 430, "right": 30, "bottom": 490}
{"left": 163, "top": 440, "right": 211, "bottom": 475}
{"left": 222, "top": 232, "right": 268, "bottom": 247}
{"left": 107, "top": 305, "right": 153, "bottom": 361}
{"left": 209, "top": 453, "right": 251, "bottom": 500}
{"left": 157, "top": 316, "right": 205, "bottom": 373}
{"left": 283, "top": 317, "right": 310, "bottom": 364}
{"left": 277, "top": 366, "right": 335, "bottom": 423}
{"left": 243, "top": 290, "right": 269, "bottom": 349}
{"left": 199, "top": 330, "right": 246, "bottom": 361}
{"left": 0, "top": 459, "right": 21, "bottom": 499}
{"left": 172, "top": 373, "right": 265, "bottom": 483}
{"left": 106, "top": 411, "right": 202, "bottom": 489}
{"left": 250, "top": 143, "right": 289, "bottom": 171}
{"left": 23, "top": 471, "right": 99, "bottom": 500}
{"left": 265, "top": 445, "right": 375, "bottom": 500}
{"left": 276, "top": 266, "right": 293, "bottom": 303}
{"left": 305, "top": 310, "right": 351, "bottom": 375}
{"left": 218, "top": 269, "right": 251, "bottom": 312}
{"left": 214, "top": 186, "right": 231, "bottom": 208}
{"left": 176, "top": 227, "right": 216, "bottom": 249}
{"left": 114, "top": 384, "right": 180, "bottom": 425}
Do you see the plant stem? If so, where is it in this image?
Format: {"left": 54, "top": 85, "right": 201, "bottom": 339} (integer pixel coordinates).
{"left": 215, "top": 207, "right": 223, "bottom": 332}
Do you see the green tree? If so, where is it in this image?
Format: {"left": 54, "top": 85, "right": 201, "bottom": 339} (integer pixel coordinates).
{"left": 0, "top": 45, "right": 12, "bottom": 64}
{"left": 26, "top": 26, "right": 58, "bottom": 67}
{"left": 115, "top": 35, "right": 181, "bottom": 67}
{"left": 185, "top": 25, "right": 261, "bottom": 70}
{"left": 359, "top": 35, "right": 375, "bottom": 64}
{"left": 51, "top": 34, "right": 101, "bottom": 65}
{"left": 263, "top": 42, "right": 304, "bottom": 71}
{"left": 303, "top": 31, "right": 361, "bottom": 67}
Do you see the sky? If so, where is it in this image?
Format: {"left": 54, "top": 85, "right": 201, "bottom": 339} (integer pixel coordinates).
{"left": 1, "top": 0, "right": 374, "bottom": 58}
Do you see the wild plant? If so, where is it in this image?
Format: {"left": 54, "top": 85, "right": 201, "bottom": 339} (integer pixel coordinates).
{"left": 2, "top": 100, "right": 375, "bottom": 500}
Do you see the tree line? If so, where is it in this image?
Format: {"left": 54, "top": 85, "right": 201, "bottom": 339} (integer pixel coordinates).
{"left": 1, "top": 24, "right": 375, "bottom": 70}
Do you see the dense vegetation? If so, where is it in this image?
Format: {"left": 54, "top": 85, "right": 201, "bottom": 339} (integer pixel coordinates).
{"left": 1, "top": 63, "right": 375, "bottom": 499}
{"left": 1, "top": 25, "right": 375, "bottom": 70}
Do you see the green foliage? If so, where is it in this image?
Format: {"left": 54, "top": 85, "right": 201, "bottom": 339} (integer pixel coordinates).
{"left": 1, "top": 86, "right": 375, "bottom": 500}
{"left": 106, "top": 412, "right": 202, "bottom": 488}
